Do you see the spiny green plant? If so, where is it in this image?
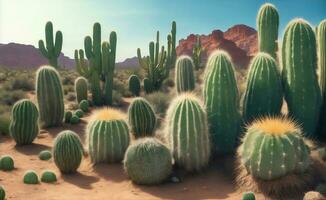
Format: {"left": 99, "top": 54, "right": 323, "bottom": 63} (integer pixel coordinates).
{"left": 74, "top": 77, "right": 88, "bottom": 103}
{"left": 203, "top": 50, "right": 241, "bottom": 154}
{"left": 70, "top": 115, "right": 79, "bottom": 124}
{"left": 9, "top": 99, "right": 39, "bottom": 145}
{"left": 41, "top": 170, "right": 57, "bottom": 183}
{"left": 175, "top": 55, "right": 195, "bottom": 94}
{"left": 23, "top": 170, "right": 39, "bottom": 184}
{"left": 53, "top": 130, "right": 83, "bottom": 174}
{"left": 39, "top": 150, "right": 52, "bottom": 161}
{"left": 36, "top": 66, "right": 64, "bottom": 128}
{"left": 0, "top": 155, "right": 14, "bottom": 171}
{"left": 165, "top": 93, "right": 210, "bottom": 172}
{"left": 257, "top": 3, "right": 279, "bottom": 58}
{"left": 128, "top": 97, "right": 156, "bottom": 138}
{"left": 74, "top": 109, "right": 84, "bottom": 118}
{"left": 79, "top": 100, "right": 89, "bottom": 112}
{"left": 282, "top": 19, "right": 321, "bottom": 138}
{"left": 242, "top": 192, "right": 256, "bottom": 200}
{"left": 87, "top": 108, "right": 130, "bottom": 164}
{"left": 243, "top": 53, "right": 283, "bottom": 123}
{"left": 64, "top": 111, "right": 72, "bottom": 123}
{"left": 128, "top": 75, "right": 141, "bottom": 96}
{"left": 143, "top": 78, "right": 153, "bottom": 94}
{"left": 192, "top": 35, "right": 202, "bottom": 70}
{"left": 38, "top": 21, "right": 63, "bottom": 68}
{"left": 123, "top": 137, "right": 172, "bottom": 185}
{"left": 0, "top": 185, "right": 5, "bottom": 200}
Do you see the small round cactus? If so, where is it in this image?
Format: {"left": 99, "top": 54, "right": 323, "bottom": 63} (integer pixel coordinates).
{"left": 39, "top": 150, "right": 52, "bottom": 161}
{"left": 242, "top": 191, "right": 255, "bottom": 200}
{"left": 74, "top": 109, "right": 84, "bottom": 118}
{"left": 64, "top": 111, "right": 72, "bottom": 123}
{"left": 124, "top": 138, "right": 172, "bottom": 185}
{"left": 70, "top": 115, "right": 80, "bottom": 124}
{"left": 79, "top": 100, "right": 89, "bottom": 113}
{"left": 0, "top": 185, "right": 5, "bottom": 200}
{"left": 41, "top": 170, "right": 57, "bottom": 183}
{"left": 128, "top": 75, "right": 141, "bottom": 96}
{"left": 23, "top": 170, "right": 39, "bottom": 184}
{"left": 0, "top": 155, "right": 14, "bottom": 171}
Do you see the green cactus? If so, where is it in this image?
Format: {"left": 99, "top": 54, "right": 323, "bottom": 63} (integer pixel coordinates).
{"left": 70, "top": 115, "right": 80, "bottom": 124}
{"left": 165, "top": 93, "right": 210, "bottom": 172}
{"left": 9, "top": 99, "right": 39, "bottom": 145}
{"left": 128, "top": 97, "right": 156, "bottom": 138}
{"left": 0, "top": 185, "right": 5, "bottom": 200}
{"left": 87, "top": 108, "right": 130, "bottom": 164}
{"left": 74, "top": 109, "right": 84, "bottom": 118}
{"left": 238, "top": 117, "right": 310, "bottom": 181}
{"left": 242, "top": 192, "right": 256, "bottom": 200}
{"left": 41, "top": 170, "right": 57, "bottom": 183}
{"left": 203, "top": 50, "right": 241, "bottom": 154}
{"left": 53, "top": 130, "right": 83, "bottom": 174}
{"left": 36, "top": 66, "right": 64, "bottom": 128}
{"left": 38, "top": 21, "right": 63, "bottom": 68}
{"left": 0, "top": 155, "right": 14, "bottom": 171}
{"left": 79, "top": 100, "right": 89, "bottom": 113}
{"left": 64, "top": 111, "right": 72, "bottom": 123}
{"left": 23, "top": 170, "right": 39, "bottom": 184}
{"left": 175, "top": 56, "right": 195, "bottom": 94}
{"left": 75, "top": 77, "right": 88, "bottom": 103}
{"left": 257, "top": 3, "right": 279, "bottom": 58}
{"left": 282, "top": 19, "right": 321, "bottom": 138}
{"left": 128, "top": 75, "right": 141, "bottom": 96}
{"left": 243, "top": 53, "right": 283, "bottom": 123}
{"left": 123, "top": 137, "right": 172, "bottom": 185}
{"left": 143, "top": 78, "right": 153, "bottom": 94}
{"left": 192, "top": 35, "right": 202, "bottom": 70}
{"left": 39, "top": 150, "right": 52, "bottom": 161}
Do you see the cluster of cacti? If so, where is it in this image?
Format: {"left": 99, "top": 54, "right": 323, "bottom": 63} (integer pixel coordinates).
{"left": 79, "top": 100, "right": 89, "bottom": 112}
{"left": 75, "top": 77, "right": 88, "bottom": 103}
{"left": 257, "top": 3, "right": 279, "bottom": 58}
{"left": 38, "top": 21, "right": 63, "bottom": 68}
{"left": 243, "top": 53, "right": 283, "bottom": 123}
{"left": 0, "top": 185, "right": 5, "bottom": 200}
{"left": 128, "top": 97, "right": 156, "bottom": 138}
{"left": 238, "top": 117, "right": 310, "bottom": 181}
{"left": 175, "top": 56, "right": 195, "bottom": 94}
{"left": 87, "top": 108, "right": 130, "bottom": 164}
{"left": 282, "top": 19, "right": 321, "bottom": 138}
{"left": 53, "top": 130, "right": 83, "bottom": 173}
{"left": 39, "top": 150, "right": 52, "bottom": 161}
{"left": 165, "top": 93, "right": 210, "bottom": 172}
{"left": 123, "top": 138, "right": 172, "bottom": 185}
{"left": 192, "top": 35, "right": 202, "bottom": 70}
{"left": 23, "top": 170, "right": 39, "bottom": 184}
{"left": 203, "top": 51, "right": 241, "bottom": 154}
{"left": 41, "top": 170, "right": 57, "bottom": 183}
{"left": 36, "top": 66, "right": 64, "bottom": 128}
{"left": 0, "top": 156, "right": 14, "bottom": 171}
{"left": 9, "top": 99, "right": 39, "bottom": 145}
{"left": 75, "top": 23, "right": 117, "bottom": 106}
{"left": 128, "top": 75, "right": 141, "bottom": 96}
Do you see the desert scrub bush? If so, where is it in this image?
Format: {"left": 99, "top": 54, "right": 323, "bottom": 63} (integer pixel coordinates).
{"left": 113, "top": 78, "right": 130, "bottom": 97}
{"left": 39, "top": 150, "right": 52, "bottom": 161}
{"left": 144, "top": 92, "right": 171, "bottom": 119}
{"left": 112, "top": 90, "right": 124, "bottom": 107}
{"left": 10, "top": 76, "right": 34, "bottom": 91}
{"left": 62, "top": 75, "right": 75, "bottom": 85}
{"left": 0, "top": 155, "right": 14, "bottom": 171}
{"left": 0, "top": 90, "right": 26, "bottom": 106}
{"left": 23, "top": 170, "right": 39, "bottom": 184}
{"left": 66, "top": 92, "right": 76, "bottom": 102}
{"left": 41, "top": 170, "right": 57, "bottom": 183}
{"left": 0, "top": 114, "right": 10, "bottom": 136}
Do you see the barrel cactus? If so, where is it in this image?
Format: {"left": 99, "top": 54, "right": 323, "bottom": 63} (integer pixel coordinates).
{"left": 79, "top": 100, "right": 89, "bottom": 112}
{"left": 87, "top": 108, "right": 130, "bottom": 164}
{"left": 282, "top": 19, "right": 321, "bottom": 138}
{"left": 23, "top": 170, "right": 39, "bottom": 184}
{"left": 165, "top": 93, "right": 210, "bottom": 172}
{"left": 74, "top": 109, "right": 84, "bottom": 118}
{"left": 75, "top": 77, "right": 88, "bottom": 103}
{"left": 64, "top": 111, "right": 72, "bottom": 123}
{"left": 41, "top": 170, "right": 57, "bottom": 183}
{"left": 242, "top": 192, "right": 255, "bottom": 200}
{"left": 0, "top": 185, "right": 5, "bottom": 200}
{"left": 36, "top": 66, "right": 64, "bottom": 128}
{"left": 123, "top": 137, "right": 172, "bottom": 185}
{"left": 175, "top": 55, "right": 195, "bottom": 94}
{"left": 9, "top": 99, "right": 39, "bottom": 145}
{"left": 70, "top": 115, "right": 79, "bottom": 124}
{"left": 39, "top": 150, "right": 52, "bottom": 161}
{"left": 238, "top": 117, "right": 311, "bottom": 181}
{"left": 0, "top": 155, "right": 14, "bottom": 171}
{"left": 243, "top": 53, "right": 283, "bottom": 123}
{"left": 203, "top": 50, "right": 241, "bottom": 154}
{"left": 128, "top": 97, "right": 156, "bottom": 138}
{"left": 257, "top": 3, "right": 279, "bottom": 58}
{"left": 53, "top": 130, "right": 83, "bottom": 173}
{"left": 128, "top": 75, "right": 141, "bottom": 96}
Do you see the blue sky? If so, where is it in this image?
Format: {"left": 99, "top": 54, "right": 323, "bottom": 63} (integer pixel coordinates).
{"left": 0, "top": 0, "right": 325, "bottom": 61}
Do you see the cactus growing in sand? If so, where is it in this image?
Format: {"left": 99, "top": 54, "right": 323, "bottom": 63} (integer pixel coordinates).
{"left": 175, "top": 56, "right": 195, "bottom": 94}
{"left": 41, "top": 171, "right": 57, "bottom": 183}
{"left": 23, "top": 170, "right": 39, "bottom": 184}
{"left": 9, "top": 99, "right": 39, "bottom": 145}
{"left": 39, "top": 150, "right": 52, "bottom": 161}
{"left": 79, "top": 100, "right": 89, "bottom": 112}
{"left": 0, "top": 156, "right": 14, "bottom": 171}
{"left": 75, "top": 77, "right": 88, "bottom": 103}
{"left": 128, "top": 75, "right": 141, "bottom": 96}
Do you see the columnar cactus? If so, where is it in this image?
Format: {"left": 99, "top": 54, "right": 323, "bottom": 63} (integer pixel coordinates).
{"left": 36, "top": 66, "right": 64, "bottom": 128}
{"left": 9, "top": 99, "right": 39, "bottom": 145}
{"left": 282, "top": 19, "right": 321, "bottom": 138}
{"left": 238, "top": 117, "right": 311, "bottom": 181}
{"left": 128, "top": 75, "right": 141, "bottom": 96}
{"left": 75, "top": 77, "right": 88, "bottom": 103}
{"left": 143, "top": 78, "right": 153, "bottom": 94}
{"left": 53, "top": 130, "right": 83, "bottom": 174}
{"left": 203, "top": 51, "right": 240, "bottom": 154}
{"left": 38, "top": 21, "right": 63, "bottom": 68}
{"left": 87, "top": 108, "right": 130, "bottom": 164}
{"left": 165, "top": 93, "right": 210, "bottom": 172}
{"left": 192, "top": 35, "right": 202, "bottom": 70}
{"left": 123, "top": 138, "right": 172, "bottom": 185}
{"left": 128, "top": 97, "right": 156, "bottom": 138}
{"left": 175, "top": 56, "right": 195, "bottom": 94}
{"left": 257, "top": 3, "right": 279, "bottom": 58}
{"left": 243, "top": 53, "right": 283, "bottom": 123}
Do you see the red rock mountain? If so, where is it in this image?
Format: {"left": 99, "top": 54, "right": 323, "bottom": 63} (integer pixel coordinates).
{"left": 176, "top": 24, "right": 258, "bottom": 68}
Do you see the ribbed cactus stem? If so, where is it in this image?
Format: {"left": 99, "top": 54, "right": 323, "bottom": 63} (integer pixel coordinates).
{"left": 128, "top": 75, "right": 141, "bottom": 96}
{"left": 75, "top": 77, "right": 88, "bottom": 103}
{"left": 175, "top": 55, "right": 195, "bottom": 94}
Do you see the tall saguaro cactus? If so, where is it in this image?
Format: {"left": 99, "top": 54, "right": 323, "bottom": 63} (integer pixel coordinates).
{"left": 38, "top": 21, "right": 63, "bottom": 68}
{"left": 282, "top": 19, "right": 321, "bottom": 138}
{"left": 192, "top": 35, "right": 202, "bottom": 70}
{"left": 257, "top": 3, "right": 279, "bottom": 58}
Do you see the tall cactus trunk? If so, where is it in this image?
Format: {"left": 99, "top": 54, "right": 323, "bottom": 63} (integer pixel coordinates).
{"left": 104, "top": 74, "right": 113, "bottom": 106}
{"left": 90, "top": 72, "right": 102, "bottom": 106}
{"left": 49, "top": 57, "right": 58, "bottom": 68}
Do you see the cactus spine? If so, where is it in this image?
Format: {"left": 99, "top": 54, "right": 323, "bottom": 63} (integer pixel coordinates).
{"left": 128, "top": 75, "right": 141, "bottom": 96}
{"left": 257, "top": 3, "right": 279, "bottom": 58}
{"left": 75, "top": 77, "right": 88, "bottom": 103}
{"left": 128, "top": 97, "right": 156, "bottom": 138}
{"left": 9, "top": 99, "right": 39, "bottom": 145}
{"left": 203, "top": 51, "right": 240, "bottom": 154}
{"left": 53, "top": 130, "right": 83, "bottom": 173}
{"left": 87, "top": 108, "right": 130, "bottom": 164}
{"left": 318, "top": 20, "right": 326, "bottom": 139}
{"left": 38, "top": 21, "right": 63, "bottom": 68}
{"left": 243, "top": 53, "right": 283, "bottom": 123}
{"left": 36, "top": 66, "right": 64, "bottom": 128}
{"left": 192, "top": 35, "right": 202, "bottom": 70}
{"left": 282, "top": 19, "right": 321, "bottom": 138}
{"left": 165, "top": 93, "right": 210, "bottom": 172}
{"left": 175, "top": 56, "right": 195, "bottom": 94}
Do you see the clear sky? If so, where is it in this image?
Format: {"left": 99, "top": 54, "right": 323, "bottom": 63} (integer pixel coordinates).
{"left": 0, "top": 0, "right": 325, "bottom": 61}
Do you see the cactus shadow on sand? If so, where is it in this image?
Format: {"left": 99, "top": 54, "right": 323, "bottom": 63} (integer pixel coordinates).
{"left": 61, "top": 172, "right": 99, "bottom": 189}
{"left": 92, "top": 163, "right": 127, "bottom": 182}
{"left": 14, "top": 143, "right": 51, "bottom": 156}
